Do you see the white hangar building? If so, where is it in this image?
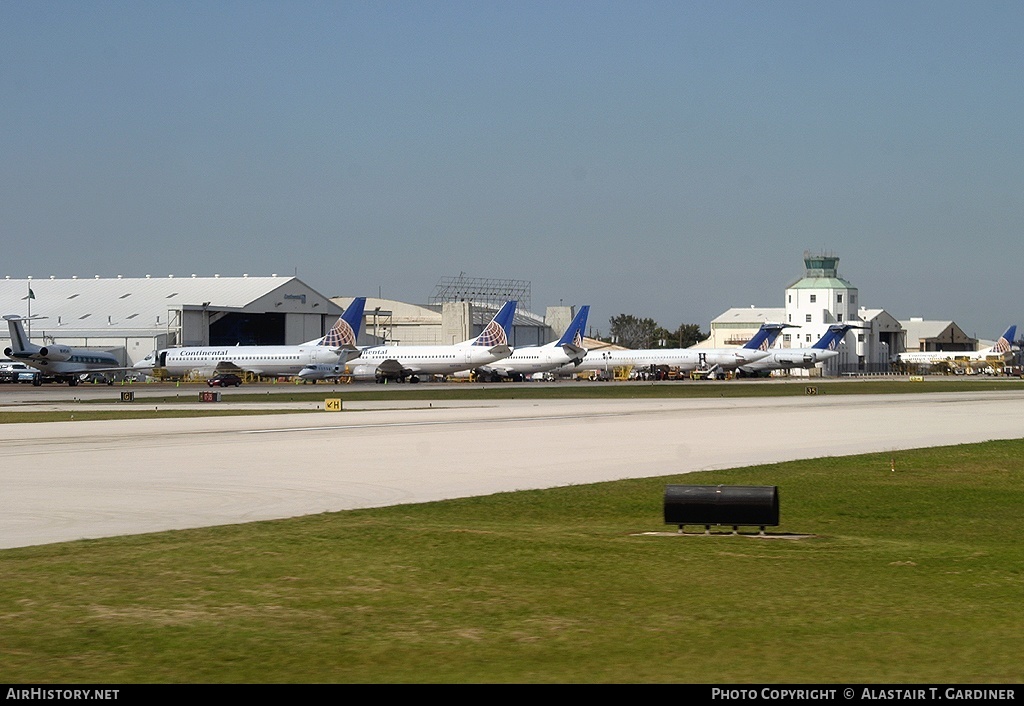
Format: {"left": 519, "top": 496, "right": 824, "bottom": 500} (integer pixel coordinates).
{"left": 0, "top": 275, "right": 342, "bottom": 367}
{"left": 708, "top": 253, "right": 903, "bottom": 376}
{"left": 331, "top": 297, "right": 575, "bottom": 349}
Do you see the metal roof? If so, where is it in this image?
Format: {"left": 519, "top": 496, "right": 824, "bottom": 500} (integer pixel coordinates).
{"left": 899, "top": 319, "right": 973, "bottom": 347}
{"left": 785, "top": 276, "right": 857, "bottom": 290}
{"left": 711, "top": 307, "right": 786, "bottom": 325}
{"left": 1, "top": 276, "right": 340, "bottom": 337}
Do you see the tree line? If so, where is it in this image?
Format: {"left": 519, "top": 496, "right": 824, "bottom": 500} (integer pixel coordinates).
{"left": 598, "top": 314, "right": 708, "bottom": 349}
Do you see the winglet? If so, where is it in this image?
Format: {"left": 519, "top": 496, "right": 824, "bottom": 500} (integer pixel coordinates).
{"left": 472, "top": 300, "right": 517, "bottom": 348}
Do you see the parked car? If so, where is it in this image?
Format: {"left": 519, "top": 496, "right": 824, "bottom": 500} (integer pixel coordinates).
{"left": 207, "top": 373, "right": 242, "bottom": 387}
{"left": 0, "top": 361, "right": 38, "bottom": 384}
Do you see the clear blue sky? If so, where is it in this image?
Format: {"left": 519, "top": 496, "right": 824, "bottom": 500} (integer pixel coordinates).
{"left": 3, "top": 1, "right": 1022, "bottom": 339}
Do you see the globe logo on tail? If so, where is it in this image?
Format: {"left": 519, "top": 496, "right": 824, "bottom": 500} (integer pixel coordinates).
{"left": 320, "top": 318, "right": 356, "bottom": 348}
{"left": 475, "top": 318, "right": 508, "bottom": 348}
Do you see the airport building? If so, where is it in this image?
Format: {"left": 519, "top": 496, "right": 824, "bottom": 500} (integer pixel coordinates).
{"left": 899, "top": 318, "right": 976, "bottom": 352}
{"left": 330, "top": 297, "right": 573, "bottom": 348}
{"left": 0, "top": 275, "right": 342, "bottom": 366}
{"left": 330, "top": 274, "right": 575, "bottom": 348}
{"left": 1, "top": 274, "right": 573, "bottom": 371}
{"left": 708, "top": 253, "right": 909, "bottom": 376}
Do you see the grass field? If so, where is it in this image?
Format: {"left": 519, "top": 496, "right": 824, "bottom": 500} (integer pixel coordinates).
{"left": 107, "top": 376, "right": 1024, "bottom": 404}
{"left": 1, "top": 439, "right": 1021, "bottom": 683}
{"left": 0, "top": 409, "right": 313, "bottom": 424}
{"left": 0, "top": 377, "right": 1014, "bottom": 426}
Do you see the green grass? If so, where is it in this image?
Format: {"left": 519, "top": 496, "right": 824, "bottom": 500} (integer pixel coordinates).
{"left": 82, "top": 376, "right": 1024, "bottom": 405}
{"left": 0, "top": 409, "right": 314, "bottom": 424}
{"left": 1, "top": 440, "right": 1022, "bottom": 683}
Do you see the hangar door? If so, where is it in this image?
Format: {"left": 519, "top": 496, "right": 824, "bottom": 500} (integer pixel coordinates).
{"left": 210, "top": 313, "right": 286, "bottom": 346}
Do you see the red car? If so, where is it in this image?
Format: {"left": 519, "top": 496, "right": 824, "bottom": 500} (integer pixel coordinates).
{"left": 207, "top": 373, "right": 242, "bottom": 387}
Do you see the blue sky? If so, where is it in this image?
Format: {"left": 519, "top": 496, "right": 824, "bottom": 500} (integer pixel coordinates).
{"left": 3, "top": 1, "right": 1022, "bottom": 339}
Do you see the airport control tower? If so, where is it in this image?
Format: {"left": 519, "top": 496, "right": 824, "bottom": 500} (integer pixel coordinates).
{"left": 784, "top": 252, "right": 858, "bottom": 334}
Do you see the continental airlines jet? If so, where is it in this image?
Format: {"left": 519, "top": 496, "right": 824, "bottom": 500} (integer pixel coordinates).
{"left": 556, "top": 323, "right": 786, "bottom": 378}
{"left": 474, "top": 305, "right": 590, "bottom": 382}
{"left": 738, "top": 323, "right": 859, "bottom": 375}
{"left": 895, "top": 325, "right": 1017, "bottom": 367}
{"left": 4, "top": 315, "right": 124, "bottom": 386}
{"left": 137, "top": 297, "right": 366, "bottom": 379}
{"left": 349, "top": 300, "right": 517, "bottom": 383}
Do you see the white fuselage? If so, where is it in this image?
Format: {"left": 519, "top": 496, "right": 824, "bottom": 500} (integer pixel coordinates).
{"left": 740, "top": 348, "right": 840, "bottom": 373}
{"left": 481, "top": 343, "right": 583, "bottom": 377}
{"left": 19, "top": 347, "right": 121, "bottom": 377}
{"left": 561, "top": 346, "right": 769, "bottom": 373}
{"left": 895, "top": 349, "right": 1010, "bottom": 365}
{"left": 297, "top": 363, "right": 347, "bottom": 382}
{"left": 349, "top": 343, "right": 511, "bottom": 380}
{"left": 143, "top": 345, "right": 356, "bottom": 378}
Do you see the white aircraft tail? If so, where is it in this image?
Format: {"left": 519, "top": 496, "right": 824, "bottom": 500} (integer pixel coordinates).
{"left": 3, "top": 315, "right": 43, "bottom": 357}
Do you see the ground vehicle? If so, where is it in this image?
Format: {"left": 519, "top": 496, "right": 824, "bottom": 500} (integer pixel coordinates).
{"left": 207, "top": 373, "right": 242, "bottom": 387}
{"left": 0, "top": 361, "right": 38, "bottom": 384}
{"left": 18, "top": 371, "right": 41, "bottom": 384}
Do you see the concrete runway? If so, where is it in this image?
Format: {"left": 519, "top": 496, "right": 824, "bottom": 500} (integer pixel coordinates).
{"left": 2, "top": 390, "right": 1023, "bottom": 549}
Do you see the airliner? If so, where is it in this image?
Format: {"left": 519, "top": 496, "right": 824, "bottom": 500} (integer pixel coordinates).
{"left": 4, "top": 315, "right": 124, "bottom": 386}
{"left": 137, "top": 297, "right": 367, "bottom": 379}
{"left": 556, "top": 323, "right": 785, "bottom": 377}
{"left": 295, "top": 362, "right": 349, "bottom": 384}
{"left": 474, "top": 305, "right": 590, "bottom": 381}
{"left": 348, "top": 300, "right": 517, "bottom": 383}
{"left": 895, "top": 325, "right": 1017, "bottom": 367}
{"left": 738, "top": 323, "right": 859, "bottom": 375}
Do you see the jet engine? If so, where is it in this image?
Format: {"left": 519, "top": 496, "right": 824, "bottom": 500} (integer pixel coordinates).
{"left": 36, "top": 346, "right": 73, "bottom": 361}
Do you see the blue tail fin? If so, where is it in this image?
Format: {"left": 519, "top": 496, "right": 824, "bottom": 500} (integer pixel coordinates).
{"left": 319, "top": 297, "right": 366, "bottom": 348}
{"left": 743, "top": 323, "right": 787, "bottom": 351}
{"left": 555, "top": 305, "right": 590, "bottom": 348}
{"left": 472, "top": 300, "right": 517, "bottom": 347}
{"left": 811, "top": 324, "right": 854, "bottom": 351}
{"left": 992, "top": 325, "right": 1017, "bottom": 354}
